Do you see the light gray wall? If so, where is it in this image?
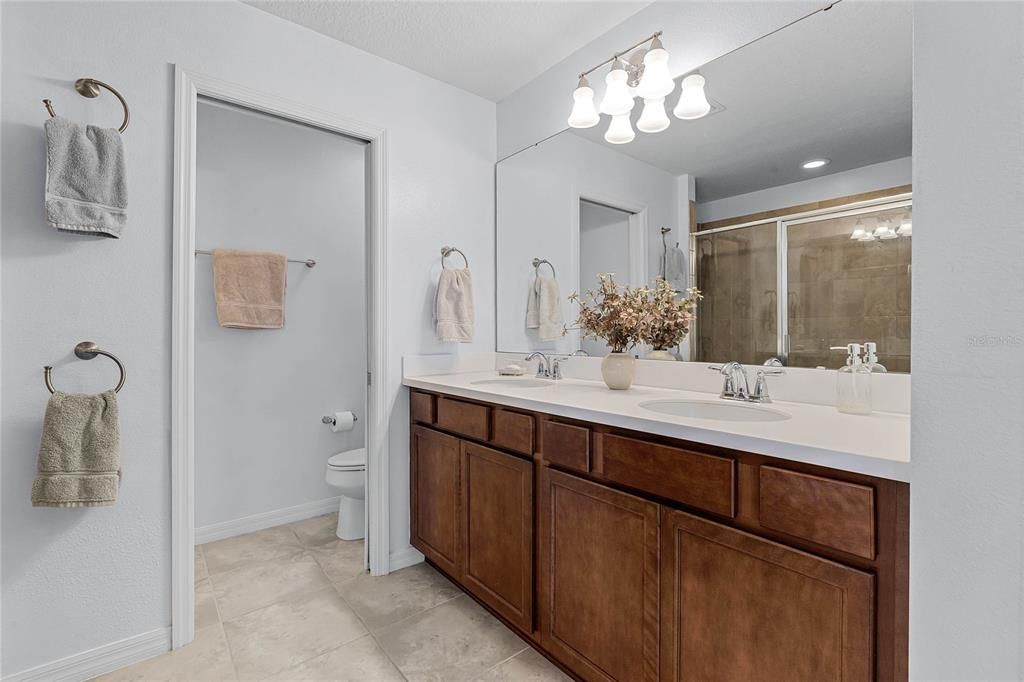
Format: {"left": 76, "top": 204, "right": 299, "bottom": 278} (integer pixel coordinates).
{"left": 696, "top": 156, "right": 912, "bottom": 224}
{"left": 194, "top": 100, "right": 366, "bottom": 529}
{"left": 910, "top": 3, "right": 1024, "bottom": 679}
{"left": 0, "top": 1, "right": 495, "bottom": 675}
{"left": 496, "top": 1, "right": 825, "bottom": 158}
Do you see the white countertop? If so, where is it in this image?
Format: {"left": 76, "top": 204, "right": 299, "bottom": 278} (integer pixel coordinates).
{"left": 403, "top": 370, "right": 910, "bottom": 482}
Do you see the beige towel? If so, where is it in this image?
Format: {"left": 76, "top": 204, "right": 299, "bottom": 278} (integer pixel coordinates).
{"left": 435, "top": 268, "right": 474, "bottom": 342}
{"left": 32, "top": 390, "right": 120, "bottom": 507}
{"left": 526, "top": 275, "right": 563, "bottom": 341}
{"left": 212, "top": 249, "right": 287, "bottom": 329}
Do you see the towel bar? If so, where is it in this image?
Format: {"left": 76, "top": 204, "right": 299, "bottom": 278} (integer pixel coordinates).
{"left": 532, "top": 257, "right": 557, "bottom": 278}
{"left": 194, "top": 249, "right": 316, "bottom": 268}
{"left": 440, "top": 246, "right": 469, "bottom": 269}
{"left": 43, "top": 78, "right": 130, "bottom": 133}
{"left": 44, "top": 341, "right": 126, "bottom": 394}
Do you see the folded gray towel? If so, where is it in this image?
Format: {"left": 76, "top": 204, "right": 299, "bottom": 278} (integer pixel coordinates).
{"left": 32, "top": 390, "right": 121, "bottom": 508}
{"left": 44, "top": 116, "right": 127, "bottom": 238}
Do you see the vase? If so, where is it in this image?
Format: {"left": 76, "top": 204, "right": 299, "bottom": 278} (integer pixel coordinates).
{"left": 645, "top": 349, "right": 677, "bottom": 361}
{"left": 601, "top": 352, "right": 636, "bottom": 390}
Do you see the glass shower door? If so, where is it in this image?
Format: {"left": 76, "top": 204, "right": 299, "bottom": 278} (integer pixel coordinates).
{"left": 784, "top": 203, "right": 912, "bottom": 371}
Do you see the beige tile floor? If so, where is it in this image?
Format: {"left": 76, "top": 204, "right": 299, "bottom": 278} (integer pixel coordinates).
{"left": 95, "top": 513, "right": 569, "bottom": 681}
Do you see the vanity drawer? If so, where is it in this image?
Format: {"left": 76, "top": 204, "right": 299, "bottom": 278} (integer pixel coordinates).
{"left": 593, "top": 433, "right": 735, "bottom": 518}
{"left": 491, "top": 408, "right": 534, "bottom": 456}
{"left": 540, "top": 420, "right": 590, "bottom": 473}
{"left": 436, "top": 396, "right": 491, "bottom": 441}
{"left": 758, "top": 466, "right": 876, "bottom": 560}
{"left": 410, "top": 390, "right": 436, "bottom": 425}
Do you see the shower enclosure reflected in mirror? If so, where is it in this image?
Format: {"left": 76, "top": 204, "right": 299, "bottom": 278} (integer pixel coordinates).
{"left": 494, "top": 1, "right": 912, "bottom": 371}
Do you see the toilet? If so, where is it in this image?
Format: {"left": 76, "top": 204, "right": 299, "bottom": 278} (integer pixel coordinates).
{"left": 324, "top": 447, "right": 366, "bottom": 541}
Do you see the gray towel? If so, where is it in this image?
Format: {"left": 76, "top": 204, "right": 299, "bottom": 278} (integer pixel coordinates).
{"left": 44, "top": 116, "right": 127, "bottom": 238}
{"left": 32, "top": 390, "right": 121, "bottom": 508}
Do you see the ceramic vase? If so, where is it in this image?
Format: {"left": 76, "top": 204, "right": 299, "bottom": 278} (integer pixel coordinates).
{"left": 601, "top": 352, "right": 636, "bottom": 390}
{"left": 645, "top": 349, "right": 677, "bottom": 361}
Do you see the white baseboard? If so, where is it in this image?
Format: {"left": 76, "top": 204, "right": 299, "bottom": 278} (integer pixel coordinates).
{"left": 4, "top": 627, "right": 170, "bottom": 682}
{"left": 389, "top": 545, "right": 424, "bottom": 572}
{"left": 195, "top": 496, "right": 341, "bottom": 544}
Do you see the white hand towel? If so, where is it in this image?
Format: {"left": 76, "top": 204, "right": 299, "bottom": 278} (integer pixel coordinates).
{"left": 526, "top": 275, "right": 563, "bottom": 341}
{"left": 435, "top": 268, "right": 474, "bottom": 342}
{"left": 665, "top": 245, "right": 687, "bottom": 289}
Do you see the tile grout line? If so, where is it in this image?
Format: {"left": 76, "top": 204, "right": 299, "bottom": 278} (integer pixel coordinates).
{"left": 329, "top": 571, "right": 410, "bottom": 681}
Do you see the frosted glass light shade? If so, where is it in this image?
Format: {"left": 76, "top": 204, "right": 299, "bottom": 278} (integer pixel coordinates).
{"left": 636, "top": 38, "right": 675, "bottom": 99}
{"left": 897, "top": 215, "right": 912, "bottom": 236}
{"left": 674, "top": 74, "right": 711, "bottom": 120}
{"left": 600, "top": 62, "right": 635, "bottom": 116}
{"left": 604, "top": 113, "right": 635, "bottom": 145}
{"left": 568, "top": 77, "right": 600, "bottom": 129}
{"left": 637, "top": 98, "right": 670, "bottom": 133}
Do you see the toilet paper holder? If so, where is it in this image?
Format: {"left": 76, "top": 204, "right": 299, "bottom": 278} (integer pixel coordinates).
{"left": 322, "top": 414, "right": 358, "bottom": 426}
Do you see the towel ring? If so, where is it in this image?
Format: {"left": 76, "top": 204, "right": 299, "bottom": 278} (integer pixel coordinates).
{"left": 532, "top": 258, "right": 557, "bottom": 278}
{"left": 440, "top": 246, "right": 469, "bottom": 269}
{"left": 43, "top": 78, "right": 130, "bottom": 133}
{"left": 44, "top": 341, "right": 126, "bottom": 394}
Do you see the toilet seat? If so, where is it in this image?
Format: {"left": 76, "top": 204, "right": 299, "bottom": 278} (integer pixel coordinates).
{"left": 328, "top": 447, "right": 366, "bottom": 471}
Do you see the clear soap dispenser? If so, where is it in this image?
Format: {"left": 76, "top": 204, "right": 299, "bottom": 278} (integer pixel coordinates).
{"left": 831, "top": 343, "right": 873, "bottom": 415}
{"left": 862, "top": 342, "right": 887, "bottom": 373}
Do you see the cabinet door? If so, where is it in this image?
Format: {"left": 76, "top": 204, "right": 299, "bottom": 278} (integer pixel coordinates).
{"left": 410, "top": 426, "right": 461, "bottom": 576}
{"left": 461, "top": 442, "right": 534, "bottom": 632}
{"left": 660, "top": 509, "right": 874, "bottom": 682}
{"left": 538, "top": 468, "right": 659, "bottom": 682}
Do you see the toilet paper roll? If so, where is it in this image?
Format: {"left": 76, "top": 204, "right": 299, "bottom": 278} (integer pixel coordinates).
{"left": 330, "top": 411, "right": 356, "bottom": 433}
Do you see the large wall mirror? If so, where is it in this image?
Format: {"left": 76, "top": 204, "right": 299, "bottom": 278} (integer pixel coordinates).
{"left": 495, "top": 2, "right": 912, "bottom": 372}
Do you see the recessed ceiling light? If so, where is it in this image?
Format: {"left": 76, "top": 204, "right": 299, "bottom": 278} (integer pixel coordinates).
{"left": 802, "top": 158, "right": 830, "bottom": 170}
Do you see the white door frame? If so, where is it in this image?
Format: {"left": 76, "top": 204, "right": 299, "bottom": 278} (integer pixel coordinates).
{"left": 171, "top": 66, "right": 390, "bottom": 649}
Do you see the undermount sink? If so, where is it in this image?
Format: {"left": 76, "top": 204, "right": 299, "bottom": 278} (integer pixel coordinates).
{"left": 471, "top": 377, "right": 552, "bottom": 388}
{"left": 639, "top": 399, "right": 791, "bottom": 422}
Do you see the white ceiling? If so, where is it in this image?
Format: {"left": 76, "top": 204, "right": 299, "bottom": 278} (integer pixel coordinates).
{"left": 570, "top": 1, "right": 913, "bottom": 201}
{"left": 245, "top": 0, "right": 653, "bottom": 101}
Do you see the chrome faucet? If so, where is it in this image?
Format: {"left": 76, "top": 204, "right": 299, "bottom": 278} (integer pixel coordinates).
{"left": 525, "top": 352, "right": 551, "bottom": 379}
{"left": 708, "top": 361, "right": 785, "bottom": 403}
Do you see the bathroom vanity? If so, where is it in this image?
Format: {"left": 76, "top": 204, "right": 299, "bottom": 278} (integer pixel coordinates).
{"left": 405, "top": 375, "right": 908, "bottom": 682}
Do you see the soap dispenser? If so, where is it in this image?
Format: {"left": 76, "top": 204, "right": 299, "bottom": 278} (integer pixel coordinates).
{"left": 832, "top": 343, "right": 873, "bottom": 415}
{"left": 862, "top": 342, "right": 887, "bottom": 373}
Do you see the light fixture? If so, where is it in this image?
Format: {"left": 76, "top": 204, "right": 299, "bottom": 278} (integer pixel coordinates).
{"left": 873, "top": 220, "right": 898, "bottom": 240}
{"left": 567, "top": 76, "right": 599, "bottom": 128}
{"left": 604, "top": 113, "right": 636, "bottom": 144}
{"left": 897, "top": 213, "right": 912, "bottom": 236}
{"left": 850, "top": 219, "right": 867, "bottom": 240}
{"left": 636, "top": 36, "right": 674, "bottom": 99}
{"left": 674, "top": 74, "right": 711, "bottom": 120}
{"left": 599, "top": 59, "right": 635, "bottom": 116}
{"left": 802, "top": 159, "right": 830, "bottom": 170}
{"left": 637, "top": 98, "right": 670, "bottom": 133}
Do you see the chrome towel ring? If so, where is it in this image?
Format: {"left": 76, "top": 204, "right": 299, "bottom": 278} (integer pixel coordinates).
{"left": 44, "top": 341, "right": 126, "bottom": 394}
{"left": 43, "top": 78, "right": 130, "bottom": 133}
{"left": 532, "top": 257, "right": 557, "bottom": 278}
{"left": 440, "top": 246, "right": 469, "bottom": 269}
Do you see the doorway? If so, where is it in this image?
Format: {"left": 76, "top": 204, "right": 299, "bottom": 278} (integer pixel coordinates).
{"left": 171, "top": 68, "right": 390, "bottom": 650}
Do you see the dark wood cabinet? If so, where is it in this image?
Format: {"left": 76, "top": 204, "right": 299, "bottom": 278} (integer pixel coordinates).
{"left": 538, "top": 467, "right": 660, "bottom": 682}
{"left": 410, "top": 425, "right": 461, "bottom": 576}
{"left": 660, "top": 508, "right": 874, "bottom": 682}
{"left": 460, "top": 441, "right": 534, "bottom": 632}
{"left": 408, "top": 389, "right": 907, "bottom": 682}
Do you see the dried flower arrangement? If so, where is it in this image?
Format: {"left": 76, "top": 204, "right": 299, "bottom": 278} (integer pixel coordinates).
{"left": 569, "top": 274, "right": 701, "bottom": 353}
{"left": 643, "top": 278, "right": 701, "bottom": 350}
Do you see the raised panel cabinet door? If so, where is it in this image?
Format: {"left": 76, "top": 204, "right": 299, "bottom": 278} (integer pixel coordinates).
{"left": 460, "top": 442, "right": 534, "bottom": 632}
{"left": 410, "top": 426, "right": 461, "bottom": 576}
{"left": 660, "top": 509, "right": 875, "bottom": 682}
{"left": 538, "top": 467, "right": 659, "bottom": 682}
